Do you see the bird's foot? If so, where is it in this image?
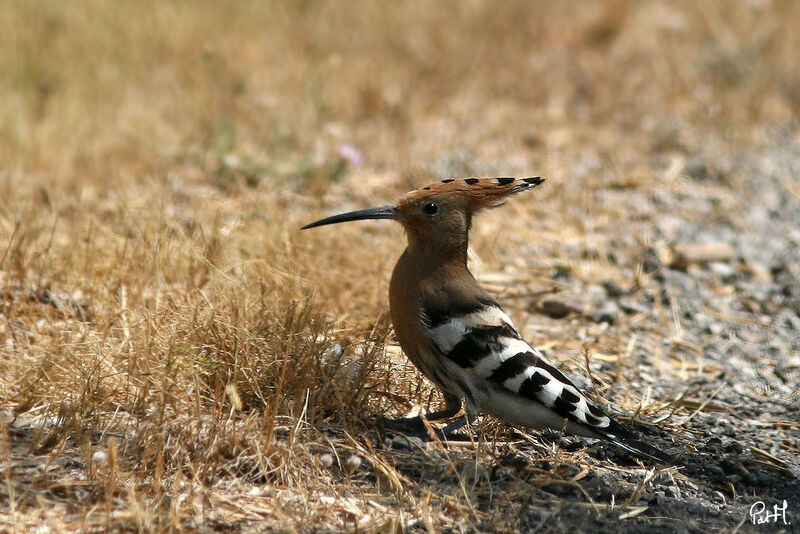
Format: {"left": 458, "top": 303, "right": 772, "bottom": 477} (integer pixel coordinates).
{"left": 377, "top": 415, "right": 471, "bottom": 442}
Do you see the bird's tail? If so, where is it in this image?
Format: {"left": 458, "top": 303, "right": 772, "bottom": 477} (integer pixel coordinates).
{"left": 600, "top": 419, "right": 674, "bottom": 464}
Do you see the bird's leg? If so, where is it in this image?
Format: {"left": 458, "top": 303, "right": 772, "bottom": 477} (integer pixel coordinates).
{"left": 379, "top": 393, "right": 462, "bottom": 437}
{"left": 422, "top": 392, "right": 463, "bottom": 421}
{"left": 436, "top": 404, "right": 477, "bottom": 437}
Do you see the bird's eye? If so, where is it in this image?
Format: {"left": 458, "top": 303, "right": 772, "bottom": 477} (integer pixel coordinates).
{"left": 422, "top": 202, "right": 438, "bottom": 215}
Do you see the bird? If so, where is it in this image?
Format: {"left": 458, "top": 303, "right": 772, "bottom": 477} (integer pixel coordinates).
{"left": 302, "top": 176, "right": 670, "bottom": 463}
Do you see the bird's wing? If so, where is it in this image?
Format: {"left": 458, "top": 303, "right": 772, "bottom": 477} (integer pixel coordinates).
{"left": 423, "top": 300, "right": 670, "bottom": 462}
{"left": 424, "top": 301, "right": 611, "bottom": 428}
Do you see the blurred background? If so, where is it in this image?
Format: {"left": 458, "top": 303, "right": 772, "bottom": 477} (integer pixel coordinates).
{"left": 3, "top": 1, "right": 797, "bottom": 193}
{"left": 1, "top": 1, "right": 799, "bottom": 530}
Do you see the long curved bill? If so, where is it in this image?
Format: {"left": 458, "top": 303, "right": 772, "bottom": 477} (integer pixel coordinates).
{"left": 301, "top": 205, "right": 398, "bottom": 230}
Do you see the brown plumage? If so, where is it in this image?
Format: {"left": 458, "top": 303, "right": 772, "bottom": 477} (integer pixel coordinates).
{"left": 302, "top": 176, "right": 670, "bottom": 463}
{"left": 398, "top": 176, "right": 539, "bottom": 208}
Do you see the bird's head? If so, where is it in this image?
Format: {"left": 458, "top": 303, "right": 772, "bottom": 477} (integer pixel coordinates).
{"left": 302, "top": 176, "right": 544, "bottom": 254}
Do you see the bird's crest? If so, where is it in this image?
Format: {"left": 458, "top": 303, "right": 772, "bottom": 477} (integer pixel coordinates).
{"left": 398, "top": 176, "right": 544, "bottom": 211}
{"left": 300, "top": 176, "right": 545, "bottom": 230}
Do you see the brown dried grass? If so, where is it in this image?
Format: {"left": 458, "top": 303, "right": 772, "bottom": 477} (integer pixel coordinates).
{"left": 1, "top": 0, "right": 798, "bottom": 531}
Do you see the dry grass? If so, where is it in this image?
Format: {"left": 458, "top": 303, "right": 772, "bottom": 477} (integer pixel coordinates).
{"left": 1, "top": 0, "right": 798, "bottom": 531}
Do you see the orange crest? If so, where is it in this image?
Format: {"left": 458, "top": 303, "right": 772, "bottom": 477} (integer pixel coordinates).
{"left": 301, "top": 176, "right": 544, "bottom": 230}
{"left": 398, "top": 177, "right": 544, "bottom": 211}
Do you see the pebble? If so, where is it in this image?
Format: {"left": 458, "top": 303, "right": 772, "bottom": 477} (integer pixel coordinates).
{"left": 672, "top": 242, "right": 736, "bottom": 267}
{"left": 706, "top": 323, "right": 723, "bottom": 335}
{"left": 602, "top": 280, "right": 626, "bottom": 297}
{"left": 386, "top": 435, "right": 424, "bottom": 450}
{"left": 707, "top": 465, "right": 725, "bottom": 480}
{"left": 91, "top": 450, "right": 108, "bottom": 466}
{"left": 344, "top": 455, "right": 362, "bottom": 473}
{"left": 709, "top": 261, "right": 736, "bottom": 280}
{"left": 591, "top": 302, "right": 618, "bottom": 324}
{"left": 618, "top": 298, "right": 649, "bottom": 315}
{"left": 537, "top": 299, "right": 580, "bottom": 319}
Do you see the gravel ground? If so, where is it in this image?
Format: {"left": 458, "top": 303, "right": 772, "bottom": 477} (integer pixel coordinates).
{"left": 373, "top": 140, "right": 800, "bottom": 533}
{"left": 2, "top": 2, "right": 799, "bottom": 531}
{"left": 3, "top": 141, "right": 797, "bottom": 533}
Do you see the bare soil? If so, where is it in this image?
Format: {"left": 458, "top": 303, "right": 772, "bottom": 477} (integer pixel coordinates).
{"left": 1, "top": 1, "right": 799, "bottom": 532}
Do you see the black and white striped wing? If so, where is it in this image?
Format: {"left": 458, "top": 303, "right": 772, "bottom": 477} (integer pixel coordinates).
{"left": 423, "top": 301, "right": 670, "bottom": 461}
{"left": 424, "top": 302, "right": 611, "bottom": 429}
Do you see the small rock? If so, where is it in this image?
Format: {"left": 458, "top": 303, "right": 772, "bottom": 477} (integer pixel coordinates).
{"left": 592, "top": 302, "right": 619, "bottom": 324}
{"left": 715, "top": 418, "right": 732, "bottom": 430}
{"left": 618, "top": 299, "right": 649, "bottom": 315}
{"left": 344, "top": 455, "right": 362, "bottom": 473}
{"left": 586, "top": 322, "right": 609, "bottom": 338}
{"left": 537, "top": 299, "right": 580, "bottom": 319}
{"left": 602, "top": 280, "right": 627, "bottom": 297}
{"left": 641, "top": 248, "right": 663, "bottom": 273}
{"left": 706, "top": 323, "right": 723, "bottom": 335}
{"left": 707, "top": 465, "right": 725, "bottom": 480}
{"left": 671, "top": 243, "right": 736, "bottom": 267}
{"left": 685, "top": 157, "right": 718, "bottom": 182}
{"left": 709, "top": 262, "right": 736, "bottom": 280}
{"left": 585, "top": 284, "right": 609, "bottom": 306}
{"left": 718, "top": 458, "right": 739, "bottom": 475}
{"left": 553, "top": 266, "right": 572, "bottom": 280}
{"left": 386, "top": 435, "right": 424, "bottom": 450}
{"left": 91, "top": 450, "right": 108, "bottom": 466}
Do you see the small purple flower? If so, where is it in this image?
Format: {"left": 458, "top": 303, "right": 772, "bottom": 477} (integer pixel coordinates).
{"left": 336, "top": 143, "right": 363, "bottom": 167}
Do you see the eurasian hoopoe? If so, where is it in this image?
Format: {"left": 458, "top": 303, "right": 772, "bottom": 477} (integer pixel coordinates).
{"left": 303, "top": 177, "right": 670, "bottom": 462}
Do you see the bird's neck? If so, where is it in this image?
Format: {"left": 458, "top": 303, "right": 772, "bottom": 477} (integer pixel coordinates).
{"left": 405, "top": 235, "right": 469, "bottom": 270}
{"left": 393, "top": 240, "right": 476, "bottom": 300}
